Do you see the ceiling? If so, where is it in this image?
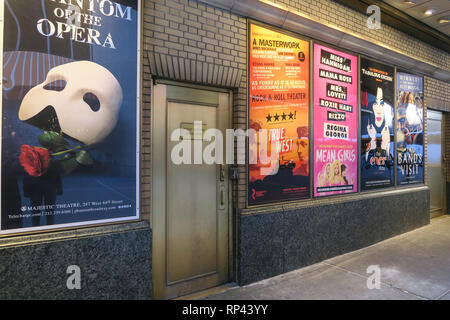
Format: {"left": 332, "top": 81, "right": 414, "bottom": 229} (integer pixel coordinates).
{"left": 383, "top": 0, "right": 450, "bottom": 37}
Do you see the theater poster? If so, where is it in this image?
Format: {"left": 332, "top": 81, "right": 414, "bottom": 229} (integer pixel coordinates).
{"left": 360, "top": 58, "right": 395, "bottom": 190}
{"left": 313, "top": 43, "right": 357, "bottom": 197}
{"left": 248, "top": 24, "right": 310, "bottom": 205}
{"left": 396, "top": 72, "right": 424, "bottom": 186}
{"left": 0, "top": 0, "right": 140, "bottom": 234}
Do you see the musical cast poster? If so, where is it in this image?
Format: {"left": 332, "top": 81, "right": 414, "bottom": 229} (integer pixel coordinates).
{"left": 360, "top": 58, "right": 395, "bottom": 190}
{"left": 313, "top": 43, "right": 358, "bottom": 197}
{"left": 248, "top": 24, "right": 310, "bottom": 204}
{"left": 396, "top": 72, "right": 424, "bottom": 186}
{"left": 1, "top": 0, "right": 140, "bottom": 234}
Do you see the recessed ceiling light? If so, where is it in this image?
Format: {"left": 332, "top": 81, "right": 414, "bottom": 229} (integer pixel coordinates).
{"left": 438, "top": 16, "right": 450, "bottom": 23}
{"left": 404, "top": 0, "right": 418, "bottom": 4}
{"left": 424, "top": 9, "right": 436, "bottom": 15}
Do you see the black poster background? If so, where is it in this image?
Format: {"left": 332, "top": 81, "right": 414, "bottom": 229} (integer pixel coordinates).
{"left": 360, "top": 58, "right": 395, "bottom": 190}
{"left": 1, "top": 0, "right": 139, "bottom": 232}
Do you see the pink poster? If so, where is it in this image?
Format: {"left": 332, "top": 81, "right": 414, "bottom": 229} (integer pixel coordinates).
{"left": 313, "top": 44, "right": 358, "bottom": 197}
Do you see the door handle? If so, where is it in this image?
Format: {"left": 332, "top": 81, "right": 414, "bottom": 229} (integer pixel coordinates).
{"left": 218, "top": 186, "right": 226, "bottom": 210}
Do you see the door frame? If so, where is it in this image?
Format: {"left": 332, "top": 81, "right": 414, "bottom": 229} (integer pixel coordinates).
{"left": 445, "top": 111, "right": 448, "bottom": 216}
{"left": 427, "top": 108, "right": 447, "bottom": 218}
{"left": 151, "top": 80, "right": 234, "bottom": 299}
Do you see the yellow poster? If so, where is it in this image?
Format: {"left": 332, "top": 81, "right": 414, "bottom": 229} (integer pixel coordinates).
{"left": 248, "top": 24, "right": 310, "bottom": 204}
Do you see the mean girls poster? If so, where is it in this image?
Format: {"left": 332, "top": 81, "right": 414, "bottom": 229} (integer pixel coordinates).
{"left": 313, "top": 43, "right": 358, "bottom": 197}
{"left": 0, "top": 0, "right": 140, "bottom": 234}
{"left": 360, "top": 58, "right": 395, "bottom": 190}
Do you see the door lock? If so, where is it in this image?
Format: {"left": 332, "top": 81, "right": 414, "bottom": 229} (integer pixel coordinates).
{"left": 229, "top": 166, "right": 239, "bottom": 181}
{"left": 220, "top": 164, "right": 225, "bottom": 181}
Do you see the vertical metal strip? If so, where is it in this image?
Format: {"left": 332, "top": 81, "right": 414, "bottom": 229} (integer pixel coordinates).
{"left": 136, "top": 0, "right": 142, "bottom": 219}
{"left": 246, "top": 20, "right": 251, "bottom": 208}
{"left": 443, "top": 112, "right": 447, "bottom": 214}
{"left": 0, "top": 0, "right": 4, "bottom": 231}
{"left": 309, "top": 40, "right": 314, "bottom": 199}
{"left": 421, "top": 75, "right": 426, "bottom": 185}
{"left": 228, "top": 90, "right": 234, "bottom": 282}
{"left": 394, "top": 67, "right": 398, "bottom": 187}
{"left": 357, "top": 55, "right": 361, "bottom": 194}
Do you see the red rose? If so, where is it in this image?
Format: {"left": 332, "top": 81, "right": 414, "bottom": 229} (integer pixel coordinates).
{"left": 19, "top": 145, "right": 52, "bottom": 177}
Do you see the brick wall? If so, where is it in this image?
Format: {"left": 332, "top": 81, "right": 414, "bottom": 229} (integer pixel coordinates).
{"left": 143, "top": 0, "right": 247, "bottom": 72}
{"left": 424, "top": 77, "right": 450, "bottom": 112}
{"left": 271, "top": 0, "right": 450, "bottom": 72}
{"left": 142, "top": 0, "right": 249, "bottom": 214}
{"left": 141, "top": 50, "right": 152, "bottom": 221}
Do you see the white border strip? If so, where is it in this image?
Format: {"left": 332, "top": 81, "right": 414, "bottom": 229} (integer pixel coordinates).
{"left": 136, "top": 0, "right": 141, "bottom": 219}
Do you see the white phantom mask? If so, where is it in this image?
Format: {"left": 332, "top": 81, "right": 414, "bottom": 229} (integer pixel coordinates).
{"left": 19, "top": 61, "right": 123, "bottom": 145}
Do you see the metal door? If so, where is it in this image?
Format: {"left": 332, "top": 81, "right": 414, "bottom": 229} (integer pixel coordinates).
{"left": 152, "top": 83, "right": 231, "bottom": 299}
{"left": 427, "top": 110, "right": 445, "bottom": 218}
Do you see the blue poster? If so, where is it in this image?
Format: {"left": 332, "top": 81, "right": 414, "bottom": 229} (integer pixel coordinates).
{"left": 396, "top": 72, "right": 424, "bottom": 186}
{"left": 360, "top": 58, "right": 395, "bottom": 190}
{"left": 1, "top": 0, "right": 140, "bottom": 234}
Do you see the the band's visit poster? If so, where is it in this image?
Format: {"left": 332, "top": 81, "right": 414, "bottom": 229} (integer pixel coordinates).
{"left": 1, "top": 0, "right": 139, "bottom": 233}
{"left": 396, "top": 72, "right": 424, "bottom": 186}
{"left": 360, "top": 58, "right": 395, "bottom": 190}
{"left": 313, "top": 44, "right": 358, "bottom": 197}
{"left": 248, "top": 24, "right": 310, "bottom": 204}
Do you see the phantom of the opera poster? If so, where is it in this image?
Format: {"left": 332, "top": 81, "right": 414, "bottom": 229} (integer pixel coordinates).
{"left": 1, "top": 0, "right": 140, "bottom": 234}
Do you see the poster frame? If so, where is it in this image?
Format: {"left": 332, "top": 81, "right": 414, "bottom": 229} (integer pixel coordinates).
{"left": 246, "top": 19, "right": 313, "bottom": 206}
{"left": 395, "top": 69, "right": 425, "bottom": 188}
{"left": 0, "top": 0, "right": 142, "bottom": 236}
{"left": 311, "top": 39, "right": 360, "bottom": 199}
{"left": 358, "top": 54, "right": 397, "bottom": 192}
{"left": 394, "top": 66, "right": 398, "bottom": 188}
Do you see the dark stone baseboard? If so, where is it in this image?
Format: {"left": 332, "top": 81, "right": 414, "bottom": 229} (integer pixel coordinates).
{"left": 237, "top": 187, "right": 430, "bottom": 285}
{"left": 0, "top": 223, "right": 152, "bottom": 300}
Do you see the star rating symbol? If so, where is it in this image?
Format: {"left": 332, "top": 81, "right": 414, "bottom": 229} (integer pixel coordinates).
{"left": 266, "top": 112, "right": 293, "bottom": 122}
{"left": 274, "top": 113, "right": 280, "bottom": 122}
